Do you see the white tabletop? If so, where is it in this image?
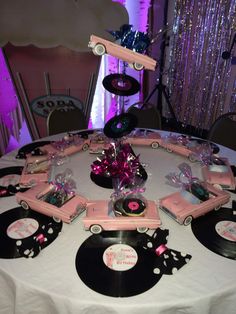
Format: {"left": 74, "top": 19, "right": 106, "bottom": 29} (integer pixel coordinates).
{"left": 0, "top": 130, "right": 236, "bottom": 314}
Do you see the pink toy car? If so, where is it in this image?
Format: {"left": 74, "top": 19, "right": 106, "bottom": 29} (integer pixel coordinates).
{"left": 159, "top": 182, "right": 230, "bottom": 225}
{"left": 41, "top": 135, "right": 90, "bottom": 157}
{"left": 160, "top": 135, "right": 203, "bottom": 162}
{"left": 88, "top": 35, "right": 157, "bottom": 71}
{"left": 83, "top": 200, "right": 161, "bottom": 234}
{"left": 89, "top": 132, "right": 112, "bottom": 154}
{"left": 124, "top": 130, "right": 162, "bottom": 148}
{"left": 202, "top": 157, "right": 235, "bottom": 190}
{"left": 19, "top": 155, "right": 50, "bottom": 188}
{"left": 16, "top": 182, "right": 88, "bottom": 223}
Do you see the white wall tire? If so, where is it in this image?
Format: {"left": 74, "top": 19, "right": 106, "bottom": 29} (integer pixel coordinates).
{"left": 90, "top": 224, "right": 103, "bottom": 234}
{"left": 137, "top": 226, "right": 148, "bottom": 233}
{"left": 183, "top": 215, "right": 193, "bottom": 226}
{"left": 53, "top": 216, "right": 61, "bottom": 223}
{"left": 133, "top": 62, "right": 144, "bottom": 71}
{"left": 151, "top": 142, "right": 159, "bottom": 149}
{"left": 20, "top": 200, "right": 29, "bottom": 210}
{"left": 82, "top": 143, "right": 89, "bottom": 151}
{"left": 93, "top": 44, "right": 106, "bottom": 56}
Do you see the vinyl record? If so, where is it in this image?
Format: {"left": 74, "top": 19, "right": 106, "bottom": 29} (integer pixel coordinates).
{"left": 102, "top": 74, "right": 140, "bottom": 96}
{"left": 114, "top": 198, "right": 146, "bottom": 216}
{"left": 16, "top": 141, "right": 52, "bottom": 159}
{"left": 0, "top": 206, "right": 62, "bottom": 259}
{"left": 103, "top": 113, "right": 137, "bottom": 139}
{"left": 191, "top": 207, "right": 236, "bottom": 260}
{"left": 0, "top": 166, "right": 24, "bottom": 197}
{"left": 75, "top": 231, "right": 162, "bottom": 297}
{"left": 90, "top": 164, "right": 148, "bottom": 189}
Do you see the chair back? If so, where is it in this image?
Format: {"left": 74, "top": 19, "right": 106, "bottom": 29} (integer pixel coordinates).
{"left": 47, "top": 105, "right": 87, "bottom": 136}
{"left": 127, "top": 102, "right": 162, "bottom": 130}
{"left": 207, "top": 112, "right": 236, "bottom": 150}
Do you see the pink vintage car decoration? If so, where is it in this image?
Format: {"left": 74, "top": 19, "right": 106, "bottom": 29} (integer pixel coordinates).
{"left": 202, "top": 156, "right": 236, "bottom": 190}
{"left": 41, "top": 135, "right": 90, "bottom": 157}
{"left": 124, "top": 130, "right": 162, "bottom": 148}
{"left": 88, "top": 34, "right": 157, "bottom": 71}
{"left": 19, "top": 155, "right": 51, "bottom": 188}
{"left": 159, "top": 163, "right": 230, "bottom": 225}
{"left": 83, "top": 199, "right": 161, "bottom": 234}
{"left": 16, "top": 170, "right": 88, "bottom": 223}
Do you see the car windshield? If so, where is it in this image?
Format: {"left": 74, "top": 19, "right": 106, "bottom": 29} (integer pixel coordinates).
{"left": 209, "top": 165, "right": 228, "bottom": 173}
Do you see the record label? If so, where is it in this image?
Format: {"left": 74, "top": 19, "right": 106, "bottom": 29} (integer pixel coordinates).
{"left": 215, "top": 221, "right": 236, "bottom": 242}
{"left": 103, "top": 244, "right": 138, "bottom": 271}
{"left": 7, "top": 218, "right": 39, "bottom": 239}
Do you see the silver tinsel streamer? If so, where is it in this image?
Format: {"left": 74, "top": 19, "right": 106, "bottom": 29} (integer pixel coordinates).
{"left": 166, "top": 0, "right": 236, "bottom": 131}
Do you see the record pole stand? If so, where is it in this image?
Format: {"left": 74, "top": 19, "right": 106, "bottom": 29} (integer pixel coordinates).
{"left": 143, "top": 0, "right": 178, "bottom": 127}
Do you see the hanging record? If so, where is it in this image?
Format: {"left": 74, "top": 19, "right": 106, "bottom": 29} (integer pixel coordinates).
{"left": 102, "top": 73, "right": 140, "bottom": 96}
{"left": 0, "top": 166, "right": 24, "bottom": 197}
{"left": 191, "top": 207, "right": 236, "bottom": 260}
{"left": 16, "top": 141, "right": 52, "bottom": 159}
{"left": 103, "top": 113, "right": 137, "bottom": 139}
{"left": 75, "top": 231, "right": 162, "bottom": 297}
{"left": 0, "top": 206, "right": 62, "bottom": 259}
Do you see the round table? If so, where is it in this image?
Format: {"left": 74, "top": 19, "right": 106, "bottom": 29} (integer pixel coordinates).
{"left": 0, "top": 130, "right": 236, "bottom": 314}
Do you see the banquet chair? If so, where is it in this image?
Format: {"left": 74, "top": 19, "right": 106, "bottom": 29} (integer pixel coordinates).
{"left": 47, "top": 105, "right": 87, "bottom": 136}
{"left": 207, "top": 112, "right": 236, "bottom": 150}
{"left": 127, "top": 102, "right": 162, "bottom": 130}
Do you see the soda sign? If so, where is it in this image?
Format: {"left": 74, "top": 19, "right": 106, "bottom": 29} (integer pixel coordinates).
{"left": 31, "top": 94, "right": 84, "bottom": 118}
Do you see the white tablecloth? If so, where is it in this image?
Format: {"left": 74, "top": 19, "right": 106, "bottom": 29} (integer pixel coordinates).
{"left": 0, "top": 131, "right": 236, "bottom": 314}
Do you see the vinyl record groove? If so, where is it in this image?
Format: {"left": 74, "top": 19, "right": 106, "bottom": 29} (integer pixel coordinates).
{"left": 0, "top": 207, "right": 62, "bottom": 258}
{"left": 75, "top": 231, "right": 162, "bottom": 297}
{"left": 191, "top": 207, "right": 236, "bottom": 260}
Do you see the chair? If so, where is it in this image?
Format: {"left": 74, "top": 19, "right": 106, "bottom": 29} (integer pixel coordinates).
{"left": 127, "top": 102, "right": 162, "bottom": 130}
{"left": 207, "top": 112, "right": 236, "bottom": 150}
{"left": 47, "top": 105, "right": 87, "bottom": 136}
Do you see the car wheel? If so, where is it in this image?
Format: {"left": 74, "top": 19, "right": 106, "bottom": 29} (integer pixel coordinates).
{"left": 214, "top": 204, "right": 222, "bottom": 211}
{"left": 53, "top": 216, "right": 61, "bottom": 223}
{"left": 128, "top": 63, "right": 134, "bottom": 69}
{"left": 189, "top": 154, "right": 197, "bottom": 162}
{"left": 151, "top": 142, "right": 159, "bottom": 149}
{"left": 183, "top": 215, "right": 193, "bottom": 226}
{"left": 82, "top": 143, "right": 89, "bottom": 151}
{"left": 166, "top": 147, "right": 172, "bottom": 153}
{"left": 133, "top": 62, "right": 144, "bottom": 71}
{"left": 20, "top": 200, "right": 29, "bottom": 210}
{"left": 213, "top": 184, "right": 223, "bottom": 190}
{"left": 90, "top": 224, "right": 103, "bottom": 234}
{"left": 93, "top": 44, "right": 106, "bottom": 56}
{"left": 137, "top": 226, "right": 148, "bottom": 233}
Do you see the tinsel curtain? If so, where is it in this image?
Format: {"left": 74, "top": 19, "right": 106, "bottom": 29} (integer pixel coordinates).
{"left": 166, "top": 0, "right": 236, "bottom": 131}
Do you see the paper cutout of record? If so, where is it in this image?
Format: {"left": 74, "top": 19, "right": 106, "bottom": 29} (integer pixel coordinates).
{"left": 0, "top": 207, "right": 62, "bottom": 259}
{"left": 102, "top": 74, "right": 140, "bottom": 96}
{"left": 75, "top": 231, "right": 162, "bottom": 297}
{"left": 0, "top": 166, "right": 23, "bottom": 197}
{"left": 103, "top": 113, "right": 137, "bottom": 139}
{"left": 191, "top": 207, "right": 236, "bottom": 260}
{"left": 16, "top": 141, "right": 52, "bottom": 159}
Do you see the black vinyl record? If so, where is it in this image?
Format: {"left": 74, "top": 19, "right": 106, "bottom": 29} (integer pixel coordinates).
{"left": 102, "top": 74, "right": 140, "bottom": 96}
{"left": 16, "top": 141, "right": 52, "bottom": 159}
{"left": 75, "top": 231, "right": 162, "bottom": 297}
{"left": 103, "top": 113, "right": 137, "bottom": 139}
{"left": 90, "top": 164, "right": 148, "bottom": 189}
{"left": 191, "top": 207, "right": 236, "bottom": 260}
{"left": 0, "top": 206, "right": 62, "bottom": 259}
{"left": 0, "top": 166, "right": 24, "bottom": 197}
